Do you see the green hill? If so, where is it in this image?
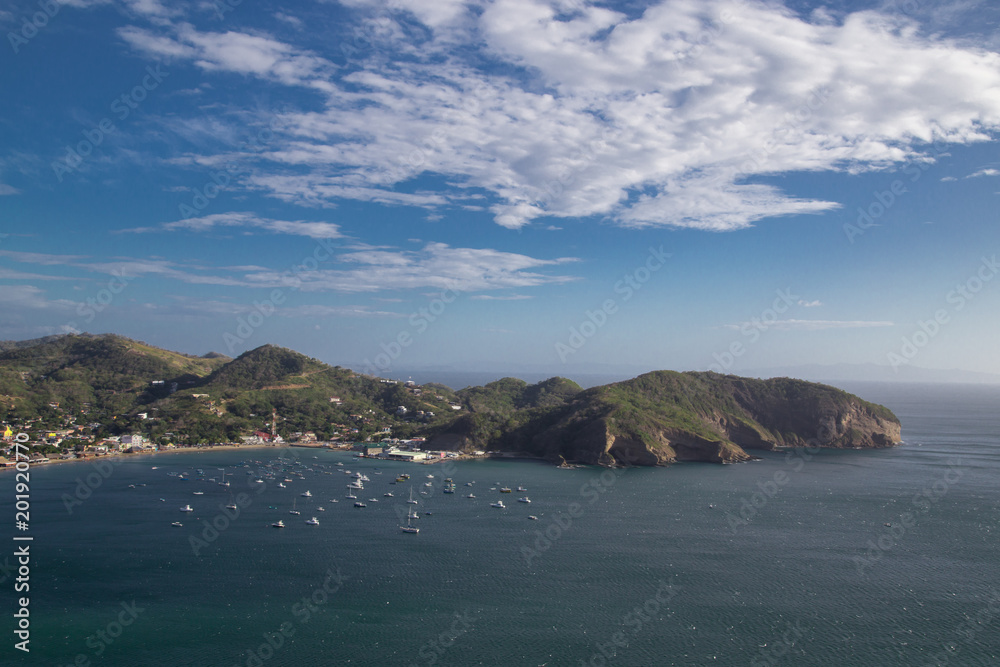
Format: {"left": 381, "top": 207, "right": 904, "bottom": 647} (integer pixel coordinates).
{"left": 0, "top": 335, "right": 901, "bottom": 465}
{"left": 427, "top": 370, "right": 901, "bottom": 465}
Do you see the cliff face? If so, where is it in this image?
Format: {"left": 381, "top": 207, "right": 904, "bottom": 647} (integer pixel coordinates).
{"left": 427, "top": 371, "right": 901, "bottom": 466}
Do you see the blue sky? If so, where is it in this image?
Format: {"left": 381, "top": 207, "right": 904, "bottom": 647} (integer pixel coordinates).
{"left": 1, "top": 0, "right": 999, "bottom": 380}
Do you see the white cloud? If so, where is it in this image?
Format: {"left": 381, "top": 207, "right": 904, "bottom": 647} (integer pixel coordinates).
{"left": 469, "top": 294, "right": 533, "bottom": 300}
{"left": 122, "top": 212, "right": 344, "bottom": 239}
{"left": 966, "top": 167, "right": 1000, "bottom": 178}
{"left": 0, "top": 184, "right": 19, "bottom": 195}
{"left": 940, "top": 176, "right": 958, "bottom": 182}
{"left": 103, "top": 2, "right": 1000, "bottom": 231}
{"left": 724, "top": 319, "right": 894, "bottom": 331}
{"left": 798, "top": 299, "right": 822, "bottom": 307}
{"left": 1, "top": 243, "right": 576, "bottom": 295}
{"left": 243, "top": 242, "right": 579, "bottom": 293}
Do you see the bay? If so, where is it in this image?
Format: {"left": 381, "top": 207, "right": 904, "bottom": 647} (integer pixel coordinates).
{"left": 4, "top": 382, "right": 999, "bottom": 666}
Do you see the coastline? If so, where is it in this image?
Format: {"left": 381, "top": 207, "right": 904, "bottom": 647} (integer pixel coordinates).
{"left": 1, "top": 443, "right": 314, "bottom": 470}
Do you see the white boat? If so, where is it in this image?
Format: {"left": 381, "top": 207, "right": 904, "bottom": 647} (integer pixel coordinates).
{"left": 384, "top": 492, "right": 394, "bottom": 497}
{"left": 517, "top": 486, "right": 528, "bottom": 492}
{"left": 491, "top": 501, "right": 505, "bottom": 509}
{"left": 518, "top": 497, "right": 531, "bottom": 503}
{"left": 408, "top": 510, "right": 419, "bottom": 520}
{"left": 426, "top": 474, "right": 434, "bottom": 479}
{"left": 301, "top": 490, "right": 312, "bottom": 497}
{"left": 180, "top": 505, "right": 194, "bottom": 512}
{"left": 354, "top": 502, "right": 367, "bottom": 508}
{"left": 466, "top": 493, "right": 476, "bottom": 498}
{"left": 305, "top": 517, "right": 319, "bottom": 525}
{"left": 272, "top": 520, "right": 285, "bottom": 528}
{"left": 317, "top": 506, "right": 325, "bottom": 511}
{"left": 290, "top": 499, "right": 300, "bottom": 515}
{"left": 424, "top": 482, "right": 433, "bottom": 487}
{"left": 346, "top": 493, "right": 357, "bottom": 499}
{"left": 171, "top": 521, "right": 183, "bottom": 527}
{"left": 400, "top": 516, "right": 419, "bottom": 533}
{"left": 406, "top": 488, "right": 418, "bottom": 505}
{"left": 278, "top": 483, "right": 286, "bottom": 488}
{"left": 192, "top": 491, "right": 204, "bottom": 495}
{"left": 225, "top": 503, "right": 238, "bottom": 510}
{"left": 336, "top": 462, "right": 344, "bottom": 466}
{"left": 528, "top": 515, "right": 538, "bottom": 520}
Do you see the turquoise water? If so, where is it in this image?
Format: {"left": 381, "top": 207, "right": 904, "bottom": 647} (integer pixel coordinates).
{"left": 4, "top": 382, "right": 999, "bottom": 666}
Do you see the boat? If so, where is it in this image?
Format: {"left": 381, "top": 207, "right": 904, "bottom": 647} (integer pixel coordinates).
{"left": 528, "top": 515, "right": 538, "bottom": 520}
{"left": 336, "top": 462, "right": 344, "bottom": 467}
{"left": 408, "top": 510, "right": 419, "bottom": 520}
{"left": 518, "top": 497, "right": 531, "bottom": 503}
{"left": 171, "top": 521, "right": 183, "bottom": 527}
{"left": 225, "top": 502, "right": 238, "bottom": 510}
{"left": 465, "top": 482, "right": 474, "bottom": 486}
{"left": 384, "top": 492, "right": 394, "bottom": 497}
{"left": 466, "top": 493, "right": 476, "bottom": 498}
{"left": 159, "top": 498, "right": 165, "bottom": 502}
{"left": 317, "top": 506, "right": 325, "bottom": 511}
{"left": 400, "top": 516, "right": 419, "bottom": 533}
{"left": 406, "top": 488, "right": 418, "bottom": 505}
{"left": 426, "top": 474, "right": 434, "bottom": 479}
{"left": 193, "top": 491, "right": 204, "bottom": 495}
{"left": 301, "top": 490, "right": 312, "bottom": 497}
{"left": 272, "top": 520, "right": 285, "bottom": 528}
{"left": 424, "top": 482, "right": 433, "bottom": 487}
{"left": 491, "top": 501, "right": 505, "bottom": 508}
{"left": 354, "top": 502, "right": 367, "bottom": 508}
{"left": 346, "top": 493, "right": 357, "bottom": 500}
{"left": 499, "top": 487, "right": 512, "bottom": 493}
{"left": 278, "top": 483, "right": 286, "bottom": 488}
{"left": 180, "top": 505, "right": 194, "bottom": 512}
{"left": 517, "top": 486, "right": 528, "bottom": 492}
{"left": 305, "top": 517, "right": 319, "bottom": 525}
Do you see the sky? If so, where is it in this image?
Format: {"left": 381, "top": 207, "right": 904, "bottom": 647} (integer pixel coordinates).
{"left": 1, "top": 0, "right": 999, "bottom": 382}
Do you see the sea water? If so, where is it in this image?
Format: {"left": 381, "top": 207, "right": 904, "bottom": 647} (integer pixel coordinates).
{"left": 3, "top": 382, "right": 998, "bottom": 666}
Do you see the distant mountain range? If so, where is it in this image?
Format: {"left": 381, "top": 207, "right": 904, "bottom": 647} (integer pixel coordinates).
{"left": 0, "top": 334, "right": 902, "bottom": 466}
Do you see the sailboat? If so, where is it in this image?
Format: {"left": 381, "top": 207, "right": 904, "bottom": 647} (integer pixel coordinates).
{"left": 289, "top": 498, "right": 300, "bottom": 515}
{"left": 400, "top": 516, "right": 419, "bottom": 533}
{"left": 406, "top": 487, "right": 418, "bottom": 505}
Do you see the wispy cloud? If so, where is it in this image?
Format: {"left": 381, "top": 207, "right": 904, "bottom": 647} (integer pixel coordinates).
{"left": 121, "top": 212, "right": 343, "bottom": 239}
{"left": 115, "top": 1, "right": 1000, "bottom": 231}
{"left": 965, "top": 168, "right": 1000, "bottom": 178}
{"left": 798, "top": 299, "right": 822, "bottom": 307}
{"left": 469, "top": 294, "right": 533, "bottom": 301}
{"left": 724, "top": 319, "right": 894, "bottom": 331}
{"left": 1, "top": 243, "right": 577, "bottom": 295}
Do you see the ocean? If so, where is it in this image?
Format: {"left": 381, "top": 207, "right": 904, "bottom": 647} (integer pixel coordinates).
{"left": 4, "top": 382, "right": 998, "bottom": 666}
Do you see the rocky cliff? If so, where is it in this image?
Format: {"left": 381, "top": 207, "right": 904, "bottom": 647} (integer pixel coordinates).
{"left": 427, "top": 371, "right": 901, "bottom": 466}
